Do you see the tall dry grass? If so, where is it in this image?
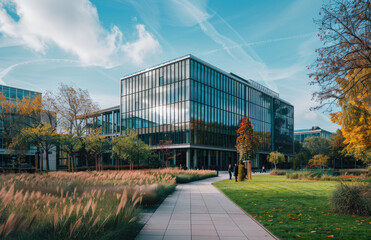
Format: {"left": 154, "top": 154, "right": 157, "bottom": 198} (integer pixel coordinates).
{"left": 0, "top": 168, "right": 215, "bottom": 239}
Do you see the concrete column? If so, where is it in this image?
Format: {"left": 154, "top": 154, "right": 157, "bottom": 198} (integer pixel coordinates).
{"left": 216, "top": 151, "right": 219, "bottom": 168}
{"left": 208, "top": 151, "right": 211, "bottom": 169}
{"left": 112, "top": 110, "right": 114, "bottom": 134}
{"left": 173, "top": 149, "right": 177, "bottom": 166}
{"left": 193, "top": 149, "right": 198, "bottom": 169}
{"left": 186, "top": 149, "right": 190, "bottom": 169}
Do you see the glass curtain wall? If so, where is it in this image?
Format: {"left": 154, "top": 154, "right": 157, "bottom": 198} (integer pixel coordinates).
{"left": 273, "top": 99, "right": 294, "bottom": 154}
{"left": 121, "top": 59, "right": 191, "bottom": 146}
{"left": 189, "top": 59, "right": 273, "bottom": 152}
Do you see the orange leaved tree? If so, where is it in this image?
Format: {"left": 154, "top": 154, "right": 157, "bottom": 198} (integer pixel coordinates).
{"left": 236, "top": 117, "right": 260, "bottom": 163}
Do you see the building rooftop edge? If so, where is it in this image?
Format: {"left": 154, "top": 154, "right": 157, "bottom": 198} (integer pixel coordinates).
{"left": 0, "top": 84, "right": 42, "bottom": 94}
{"left": 120, "top": 54, "right": 292, "bottom": 106}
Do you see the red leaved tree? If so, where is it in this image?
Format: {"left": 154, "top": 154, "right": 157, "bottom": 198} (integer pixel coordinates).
{"left": 236, "top": 117, "right": 260, "bottom": 163}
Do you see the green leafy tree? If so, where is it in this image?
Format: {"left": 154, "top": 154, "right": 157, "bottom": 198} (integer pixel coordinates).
{"left": 84, "top": 131, "right": 110, "bottom": 171}
{"left": 268, "top": 151, "right": 285, "bottom": 170}
{"left": 294, "top": 139, "right": 303, "bottom": 154}
{"left": 293, "top": 151, "right": 310, "bottom": 170}
{"left": 59, "top": 132, "right": 82, "bottom": 172}
{"left": 303, "top": 136, "right": 331, "bottom": 157}
{"left": 309, "top": 154, "right": 330, "bottom": 169}
{"left": 112, "top": 131, "right": 152, "bottom": 170}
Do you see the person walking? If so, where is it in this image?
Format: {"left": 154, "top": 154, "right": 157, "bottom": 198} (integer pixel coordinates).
{"left": 228, "top": 164, "right": 233, "bottom": 180}
{"left": 234, "top": 163, "right": 238, "bottom": 182}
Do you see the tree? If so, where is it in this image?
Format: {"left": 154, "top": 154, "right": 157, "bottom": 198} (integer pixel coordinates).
{"left": 84, "top": 131, "right": 110, "bottom": 171}
{"left": 112, "top": 131, "right": 152, "bottom": 170}
{"left": 330, "top": 69, "right": 371, "bottom": 164}
{"left": 293, "top": 151, "right": 310, "bottom": 170}
{"left": 268, "top": 151, "right": 285, "bottom": 170}
{"left": 236, "top": 117, "right": 260, "bottom": 163}
{"left": 309, "top": 154, "right": 330, "bottom": 169}
{"left": 59, "top": 132, "right": 82, "bottom": 172}
{"left": 49, "top": 83, "right": 99, "bottom": 135}
{"left": 157, "top": 139, "right": 178, "bottom": 167}
{"left": 303, "top": 136, "right": 331, "bottom": 157}
{"left": 294, "top": 139, "right": 303, "bottom": 154}
{"left": 10, "top": 123, "right": 58, "bottom": 171}
{"left": 309, "top": 0, "right": 370, "bottom": 111}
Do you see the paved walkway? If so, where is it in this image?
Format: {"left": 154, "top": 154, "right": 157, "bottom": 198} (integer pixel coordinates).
{"left": 136, "top": 172, "right": 276, "bottom": 240}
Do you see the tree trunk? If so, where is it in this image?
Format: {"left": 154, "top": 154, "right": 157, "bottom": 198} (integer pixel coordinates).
{"left": 45, "top": 150, "right": 50, "bottom": 172}
{"left": 35, "top": 152, "right": 38, "bottom": 171}
{"left": 40, "top": 152, "right": 43, "bottom": 171}
{"left": 68, "top": 155, "right": 71, "bottom": 172}
{"left": 73, "top": 154, "right": 76, "bottom": 172}
{"left": 100, "top": 155, "right": 103, "bottom": 171}
{"left": 95, "top": 156, "right": 98, "bottom": 171}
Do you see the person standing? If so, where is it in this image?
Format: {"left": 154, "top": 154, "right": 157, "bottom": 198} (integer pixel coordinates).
{"left": 234, "top": 163, "right": 238, "bottom": 182}
{"left": 228, "top": 164, "right": 233, "bottom": 180}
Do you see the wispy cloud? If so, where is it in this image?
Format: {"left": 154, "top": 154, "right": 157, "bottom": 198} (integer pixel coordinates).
{"left": 0, "top": 58, "right": 79, "bottom": 84}
{"left": 0, "top": 0, "right": 161, "bottom": 67}
{"left": 201, "top": 32, "right": 315, "bottom": 56}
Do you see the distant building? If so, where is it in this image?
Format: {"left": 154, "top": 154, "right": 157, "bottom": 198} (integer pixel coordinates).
{"left": 294, "top": 126, "right": 333, "bottom": 142}
{"left": 0, "top": 84, "right": 57, "bottom": 170}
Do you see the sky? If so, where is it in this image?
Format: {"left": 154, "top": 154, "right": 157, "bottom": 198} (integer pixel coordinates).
{"left": 0, "top": 0, "right": 339, "bottom": 132}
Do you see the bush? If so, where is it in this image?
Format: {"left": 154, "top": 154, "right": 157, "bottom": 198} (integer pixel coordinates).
{"left": 329, "top": 182, "right": 371, "bottom": 216}
{"left": 286, "top": 172, "right": 298, "bottom": 179}
{"left": 270, "top": 170, "right": 287, "bottom": 175}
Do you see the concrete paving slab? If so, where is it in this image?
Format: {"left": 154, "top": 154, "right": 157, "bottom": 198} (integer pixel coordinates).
{"left": 136, "top": 172, "right": 277, "bottom": 240}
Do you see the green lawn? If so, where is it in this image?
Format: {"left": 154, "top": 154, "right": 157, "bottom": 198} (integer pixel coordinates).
{"left": 213, "top": 175, "right": 371, "bottom": 240}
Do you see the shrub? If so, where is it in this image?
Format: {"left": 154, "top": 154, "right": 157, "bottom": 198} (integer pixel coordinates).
{"left": 329, "top": 182, "right": 371, "bottom": 216}
{"left": 286, "top": 172, "right": 298, "bottom": 179}
{"left": 270, "top": 170, "right": 287, "bottom": 175}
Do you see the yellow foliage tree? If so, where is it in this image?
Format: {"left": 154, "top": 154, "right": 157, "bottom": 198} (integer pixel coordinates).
{"left": 330, "top": 68, "right": 371, "bottom": 164}
{"left": 309, "top": 154, "right": 329, "bottom": 169}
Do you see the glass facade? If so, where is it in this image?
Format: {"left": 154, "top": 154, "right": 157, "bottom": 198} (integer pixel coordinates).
{"left": 0, "top": 85, "right": 41, "bottom": 167}
{"left": 85, "top": 106, "right": 121, "bottom": 136}
{"left": 120, "top": 55, "right": 294, "bottom": 169}
{"left": 294, "top": 127, "right": 332, "bottom": 142}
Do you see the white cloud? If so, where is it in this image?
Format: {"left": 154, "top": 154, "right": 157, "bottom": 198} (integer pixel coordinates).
{"left": 0, "top": 0, "right": 161, "bottom": 67}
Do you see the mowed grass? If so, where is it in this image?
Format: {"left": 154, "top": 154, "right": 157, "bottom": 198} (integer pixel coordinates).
{"left": 213, "top": 175, "right": 371, "bottom": 240}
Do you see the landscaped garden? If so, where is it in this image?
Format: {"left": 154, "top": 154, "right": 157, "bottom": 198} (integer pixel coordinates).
{"left": 213, "top": 175, "right": 371, "bottom": 240}
{"left": 0, "top": 169, "right": 217, "bottom": 239}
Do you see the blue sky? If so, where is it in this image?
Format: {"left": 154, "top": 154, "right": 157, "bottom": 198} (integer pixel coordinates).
{"left": 0, "top": 0, "right": 338, "bottom": 132}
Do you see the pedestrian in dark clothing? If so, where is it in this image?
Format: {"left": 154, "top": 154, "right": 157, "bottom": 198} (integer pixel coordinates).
{"left": 228, "top": 164, "right": 233, "bottom": 180}
{"left": 234, "top": 163, "right": 238, "bottom": 182}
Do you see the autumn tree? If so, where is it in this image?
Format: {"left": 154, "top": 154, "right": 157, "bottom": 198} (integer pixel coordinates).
{"left": 59, "top": 132, "right": 82, "bottom": 172}
{"left": 48, "top": 84, "right": 99, "bottom": 168}
{"left": 50, "top": 83, "right": 99, "bottom": 135}
{"left": 268, "top": 151, "right": 285, "bottom": 170}
{"left": 309, "top": 154, "right": 330, "bottom": 169}
{"left": 330, "top": 69, "right": 371, "bottom": 164}
{"left": 236, "top": 117, "right": 260, "bottom": 163}
{"left": 10, "top": 123, "right": 58, "bottom": 171}
{"left": 84, "top": 131, "right": 110, "bottom": 171}
{"left": 310, "top": 0, "right": 370, "bottom": 110}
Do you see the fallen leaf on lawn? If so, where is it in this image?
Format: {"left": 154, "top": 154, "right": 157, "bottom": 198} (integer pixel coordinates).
{"left": 296, "top": 235, "right": 301, "bottom": 237}
{"left": 311, "top": 231, "right": 316, "bottom": 233}
{"left": 327, "top": 235, "right": 334, "bottom": 238}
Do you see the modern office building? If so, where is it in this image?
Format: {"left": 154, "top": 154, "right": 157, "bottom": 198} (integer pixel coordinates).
{"left": 0, "top": 85, "right": 36, "bottom": 167}
{"left": 119, "top": 55, "right": 294, "bottom": 169}
{"left": 294, "top": 126, "right": 333, "bottom": 142}
{"left": 0, "top": 84, "right": 58, "bottom": 170}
